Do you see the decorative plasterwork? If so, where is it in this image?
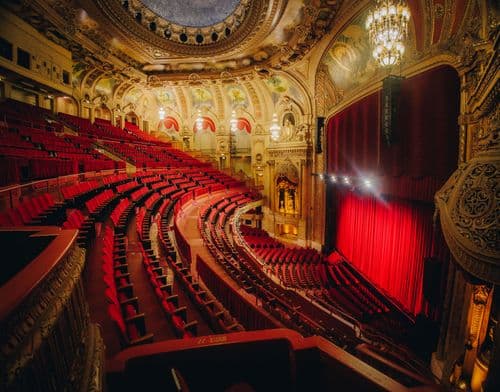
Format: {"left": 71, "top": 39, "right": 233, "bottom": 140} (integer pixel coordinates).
{"left": 125, "top": 0, "right": 250, "bottom": 46}
{"left": 435, "top": 142, "right": 500, "bottom": 284}
{"left": 267, "top": 146, "right": 310, "bottom": 159}
{"left": 0, "top": 231, "right": 103, "bottom": 391}
{"left": 275, "top": 160, "right": 300, "bottom": 183}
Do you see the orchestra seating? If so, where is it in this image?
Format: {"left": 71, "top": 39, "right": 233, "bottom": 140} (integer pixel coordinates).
{"left": 0, "top": 104, "right": 432, "bottom": 391}
{"left": 0, "top": 101, "right": 123, "bottom": 186}
{"left": 102, "top": 226, "right": 154, "bottom": 347}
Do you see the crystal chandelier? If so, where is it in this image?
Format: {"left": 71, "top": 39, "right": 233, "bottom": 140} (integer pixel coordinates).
{"left": 366, "top": 0, "right": 410, "bottom": 67}
{"left": 158, "top": 107, "right": 165, "bottom": 120}
{"left": 195, "top": 109, "right": 203, "bottom": 131}
{"left": 230, "top": 110, "right": 238, "bottom": 133}
{"left": 269, "top": 113, "right": 281, "bottom": 141}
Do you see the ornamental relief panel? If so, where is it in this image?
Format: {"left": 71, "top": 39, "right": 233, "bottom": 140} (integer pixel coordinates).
{"left": 452, "top": 162, "right": 499, "bottom": 253}
{"left": 275, "top": 161, "right": 300, "bottom": 184}
{"left": 436, "top": 147, "right": 500, "bottom": 283}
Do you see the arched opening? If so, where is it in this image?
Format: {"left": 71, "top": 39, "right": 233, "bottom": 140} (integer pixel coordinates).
{"left": 125, "top": 111, "right": 139, "bottom": 125}
{"left": 95, "top": 104, "right": 111, "bottom": 121}
{"left": 193, "top": 116, "right": 216, "bottom": 153}
{"left": 56, "top": 96, "right": 77, "bottom": 116}
{"left": 326, "top": 66, "right": 460, "bottom": 321}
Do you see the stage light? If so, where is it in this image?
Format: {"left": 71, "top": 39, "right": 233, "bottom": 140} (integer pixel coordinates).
{"left": 318, "top": 174, "right": 324, "bottom": 180}
{"left": 343, "top": 176, "right": 351, "bottom": 185}
{"left": 330, "top": 175, "right": 337, "bottom": 183}
{"left": 363, "top": 178, "right": 373, "bottom": 188}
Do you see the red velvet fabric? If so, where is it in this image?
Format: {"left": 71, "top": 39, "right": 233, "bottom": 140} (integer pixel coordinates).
{"left": 335, "top": 192, "right": 434, "bottom": 315}
{"left": 327, "top": 65, "right": 459, "bottom": 201}
{"left": 327, "top": 92, "right": 380, "bottom": 176}
{"left": 328, "top": 66, "right": 459, "bottom": 315}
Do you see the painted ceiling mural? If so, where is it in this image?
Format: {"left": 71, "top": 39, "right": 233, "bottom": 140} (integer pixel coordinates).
{"left": 266, "top": 76, "right": 289, "bottom": 95}
{"left": 72, "top": 62, "right": 87, "bottom": 88}
{"left": 322, "top": 11, "right": 379, "bottom": 95}
{"left": 94, "top": 77, "right": 118, "bottom": 98}
{"left": 155, "top": 89, "right": 176, "bottom": 107}
{"left": 265, "top": 75, "right": 306, "bottom": 113}
{"left": 226, "top": 85, "right": 248, "bottom": 108}
{"left": 124, "top": 88, "right": 143, "bottom": 106}
{"left": 191, "top": 87, "right": 214, "bottom": 107}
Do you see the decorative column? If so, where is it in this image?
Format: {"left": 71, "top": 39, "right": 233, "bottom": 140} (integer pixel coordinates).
{"left": 479, "top": 287, "right": 500, "bottom": 391}
{"left": 463, "top": 285, "right": 492, "bottom": 378}
{"left": 434, "top": 24, "right": 499, "bottom": 386}
{"left": 266, "top": 160, "right": 275, "bottom": 211}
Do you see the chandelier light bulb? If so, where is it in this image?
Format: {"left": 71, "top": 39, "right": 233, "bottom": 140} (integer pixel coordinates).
{"left": 158, "top": 107, "right": 165, "bottom": 120}
{"left": 230, "top": 110, "right": 238, "bottom": 133}
{"left": 196, "top": 109, "right": 203, "bottom": 131}
{"left": 269, "top": 112, "right": 281, "bottom": 141}
{"left": 366, "top": 0, "right": 410, "bottom": 67}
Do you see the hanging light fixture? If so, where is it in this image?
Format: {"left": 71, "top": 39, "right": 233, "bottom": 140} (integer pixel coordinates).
{"left": 366, "top": 0, "right": 410, "bottom": 67}
{"left": 230, "top": 110, "right": 238, "bottom": 133}
{"left": 269, "top": 112, "right": 281, "bottom": 141}
{"left": 158, "top": 107, "right": 165, "bottom": 120}
{"left": 195, "top": 109, "right": 203, "bottom": 131}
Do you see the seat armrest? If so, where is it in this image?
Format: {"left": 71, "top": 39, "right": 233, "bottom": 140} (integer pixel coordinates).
{"left": 129, "top": 333, "right": 154, "bottom": 346}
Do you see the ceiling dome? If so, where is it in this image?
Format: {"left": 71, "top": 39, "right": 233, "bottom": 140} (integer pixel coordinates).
{"left": 122, "top": 0, "right": 251, "bottom": 47}
{"left": 140, "top": 0, "right": 241, "bottom": 27}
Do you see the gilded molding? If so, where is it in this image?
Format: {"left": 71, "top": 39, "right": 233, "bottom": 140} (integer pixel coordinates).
{"left": 0, "top": 241, "right": 103, "bottom": 391}
{"left": 435, "top": 144, "right": 500, "bottom": 284}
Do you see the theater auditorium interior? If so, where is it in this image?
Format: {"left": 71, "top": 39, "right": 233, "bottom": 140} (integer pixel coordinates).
{"left": 0, "top": 0, "right": 498, "bottom": 391}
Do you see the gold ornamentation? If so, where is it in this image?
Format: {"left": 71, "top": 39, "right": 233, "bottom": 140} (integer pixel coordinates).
{"left": 0, "top": 240, "right": 103, "bottom": 391}
{"left": 435, "top": 148, "right": 500, "bottom": 283}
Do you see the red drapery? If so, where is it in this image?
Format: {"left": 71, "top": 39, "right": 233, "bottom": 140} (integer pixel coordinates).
{"left": 327, "top": 65, "right": 459, "bottom": 201}
{"left": 335, "top": 192, "right": 434, "bottom": 315}
{"left": 327, "top": 66, "right": 460, "bottom": 315}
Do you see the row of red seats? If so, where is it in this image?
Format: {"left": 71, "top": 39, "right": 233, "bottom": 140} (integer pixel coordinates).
{"left": 256, "top": 247, "right": 322, "bottom": 264}
{"left": 130, "top": 187, "right": 150, "bottom": 202}
{"left": 85, "top": 189, "right": 115, "bottom": 215}
{"left": 103, "top": 173, "right": 129, "bottom": 185}
{"left": 136, "top": 203, "right": 198, "bottom": 339}
{"left": 93, "top": 118, "right": 138, "bottom": 142}
{"left": 156, "top": 197, "right": 244, "bottom": 334}
{"left": 61, "top": 180, "right": 100, "bottom": 201}
{"left": 61, "top": 209, "right": 94, "bottom": 246}
{"left": 144, "top": 193, "right": 161, "bottom": 210}
{"left": 140, "top": 175, "right": 162, "bottom": 185}
{"left": 102, "top": 226, "right": 153, "bottom": 347}
{"left": 124, "top": 121, "right": 160, "bottom": 143}
{"left": 0, "top": 193, "right": 63, "bottom": 227}
{"left": 116, "top": 181, "right": 140, "bottom": 194}
{"left": 110, "top": 198, "right": 133, "bottom": 230}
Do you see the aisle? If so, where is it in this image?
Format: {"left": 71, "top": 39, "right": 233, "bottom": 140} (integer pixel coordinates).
{"left": 83, "top": 223, "right": 122, "bottom": 359}
{"left": 175, "top": 192, "right": 283, "bottom": 328}
{"left": 125, "top": 216, "right": 178, "bottom": 341}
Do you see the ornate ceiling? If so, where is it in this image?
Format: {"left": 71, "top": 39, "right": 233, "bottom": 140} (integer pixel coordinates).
{"left": 139, "top": 0, "right": 242, "bottom": 27}
{"left": 2, "top": 0, "right": 342, "bottom": 80}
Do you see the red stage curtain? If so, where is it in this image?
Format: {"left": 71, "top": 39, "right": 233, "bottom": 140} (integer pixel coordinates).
{"left": 335, "top": 192, "right": 434, "bottom": 315}
{"left": 327, "top": 92, "right": 380, "bottom": 175}
{"left": 326, "top": 66, "right": 460, "bottom": 316}
{"left": 327, "top": 65, "right": 459, "bottom": 201}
